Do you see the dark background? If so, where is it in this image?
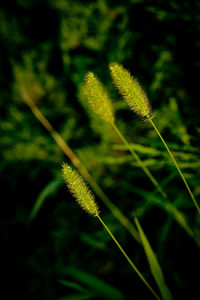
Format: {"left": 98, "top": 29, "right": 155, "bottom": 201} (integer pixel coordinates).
{"left": 1, "top": 0, "right": 200, "bottom": 299}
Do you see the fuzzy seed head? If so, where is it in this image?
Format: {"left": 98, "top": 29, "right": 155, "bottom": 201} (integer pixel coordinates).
{"left": 109, "top": 63, "right": 152, "bottom": 119}
{"left": 84, "top": 72, "right": 115, "bottom": 123}
{"left": 62, "top": 164, "right": 100, "bottom": 216}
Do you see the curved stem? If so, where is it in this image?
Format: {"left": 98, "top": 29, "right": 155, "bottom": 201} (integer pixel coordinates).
{"left": 148, "top": 118, "right": 200, "bottom": 214}
{"left": 97, "top": 215, "right": 161, "bottom": 300}
{"left": 112, "top": 123, "right": 167, "bottom": 200}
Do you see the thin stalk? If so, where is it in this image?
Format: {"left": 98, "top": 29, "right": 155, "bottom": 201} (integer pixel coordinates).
{"left": 20, "top": 88, "right": 140, "bottom": 243}
{"left": 148, "top": 118, "right": 200, "bottom": 214}
{"left": 111, "top": 123, "right": 167, "bottom": 200}
{"left": 97, "top": 215, "right": 161, "bottom": 300}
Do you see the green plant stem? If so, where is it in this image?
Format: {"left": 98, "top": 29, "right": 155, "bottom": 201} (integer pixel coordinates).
{"left": 148, "top": 118, "right": 200, "bottom": 214}
{"left": 111, "top": 123, "right": 167, "bottom": 200}
{"left": 97, "top": 215, "right": 161, "bottom": 300}
{"left": 20, "top": 88, "right": 140, "bottom": 243}
{"left": 90, "top": 179, "right": 140, "bottom": 243}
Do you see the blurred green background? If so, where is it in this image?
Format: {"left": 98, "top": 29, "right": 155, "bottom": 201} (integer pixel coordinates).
{"left": 1, "top": 0, "right": 200, "bottom": 299}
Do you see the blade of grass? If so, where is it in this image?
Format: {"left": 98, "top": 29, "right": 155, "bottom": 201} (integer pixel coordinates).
{"left": 132, "top": 186, "right": 196, "bottom": 242}
{"left": 30, "top": 178, "right": 63, "bottom": 220}
{"left": 58, "top": 293, "right": 94, "bottom": 300}
{"left": 58, "top": 279, "right": 88, "bottom": 294}
{"left": 134, "top": 216, "right": 173, "bottom": 300}
{"left": 63, "top": 267, "right": 124, "bottom": 299}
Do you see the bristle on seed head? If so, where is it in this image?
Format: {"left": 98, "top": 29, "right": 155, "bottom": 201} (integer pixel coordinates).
{"left": 62, "top": 163, "right": 100, "bottom": 217}
{"left": 109, "top": 62, "right": 152, "bottom": 119}
{"left": 84, "top": 72, "right": 115, "bottom": 123}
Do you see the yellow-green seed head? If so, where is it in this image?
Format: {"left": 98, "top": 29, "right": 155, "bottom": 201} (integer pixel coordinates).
{"left": 62, "top": 163, "right": 100, "bottom": 216}
{"left": 109, "top": 63, "right": 152, "bottom": 119}
{"left": 84, "top": 72, "right": 115, "bottom": 124}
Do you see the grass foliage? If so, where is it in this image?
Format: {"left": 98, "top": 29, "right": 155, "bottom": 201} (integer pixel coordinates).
{"left": 1, "top": 0, "right": 200, "bottom": 299}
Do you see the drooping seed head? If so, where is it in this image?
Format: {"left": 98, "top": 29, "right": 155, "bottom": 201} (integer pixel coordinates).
{"left": 109, "top": 62, "right": 152, "bottom": 119}
{"left": 62, "top": 163, "right": 100, "bottom": 217}
{"left": 84, "top": 72, "right": 115, "bottom": 124}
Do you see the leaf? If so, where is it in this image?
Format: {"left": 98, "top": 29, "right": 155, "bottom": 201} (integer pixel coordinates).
{"left": 29, "top": 178, "right": 63, "bottom": 220}
{"left": 132, "top": 185, "right": 195, "bottom": 241}
{"left": 58, "top": 279, "right": 88, "bottom": 293}
{"left": 113, "top": 143, "right": 161, "bottom": 156}
{"left": 169, "top": 97, "right": 191, "bottom": 145}
{"left": 58, "top": 293, "right": 94, "bottom": 300}
{"left": 134, "top": 216, "right": 173, "bottom": 300}
{"left": 81, "top": 233, "right": 106, "bottom": 250}
{"left": 163, "top": 202, "right": 195, "bottom": 238}
{"left": 62, "top": 267, "right": 124, "bottom": 299}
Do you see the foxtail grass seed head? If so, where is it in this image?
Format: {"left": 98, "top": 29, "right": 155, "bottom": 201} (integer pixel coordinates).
{"left": 84, "top": 72, "right": 115, "bottom": 124}
{"left": 109, "top": 62, "right": 152, "bottom": 119}
{"left": 62, "top": 163, "right": 100, "bottom": 216}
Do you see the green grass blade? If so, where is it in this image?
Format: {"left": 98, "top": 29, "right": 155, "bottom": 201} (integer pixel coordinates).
{"left": 132, "top": 186, "right": 196, "bottom": 242}
{"left": 58, "top": 293, "right": 94, "bottom": 300}
{"left": 29, "top": 178, "right": 63, "bottom": 220}
{"left": 134, "top": 216, "right": 173, "bottom": 300}
{"left": 63, "top": 267, "right": 124, "bottom": 299}
{"left": 58, "top": 279, "right": 88, "bottom": 293}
